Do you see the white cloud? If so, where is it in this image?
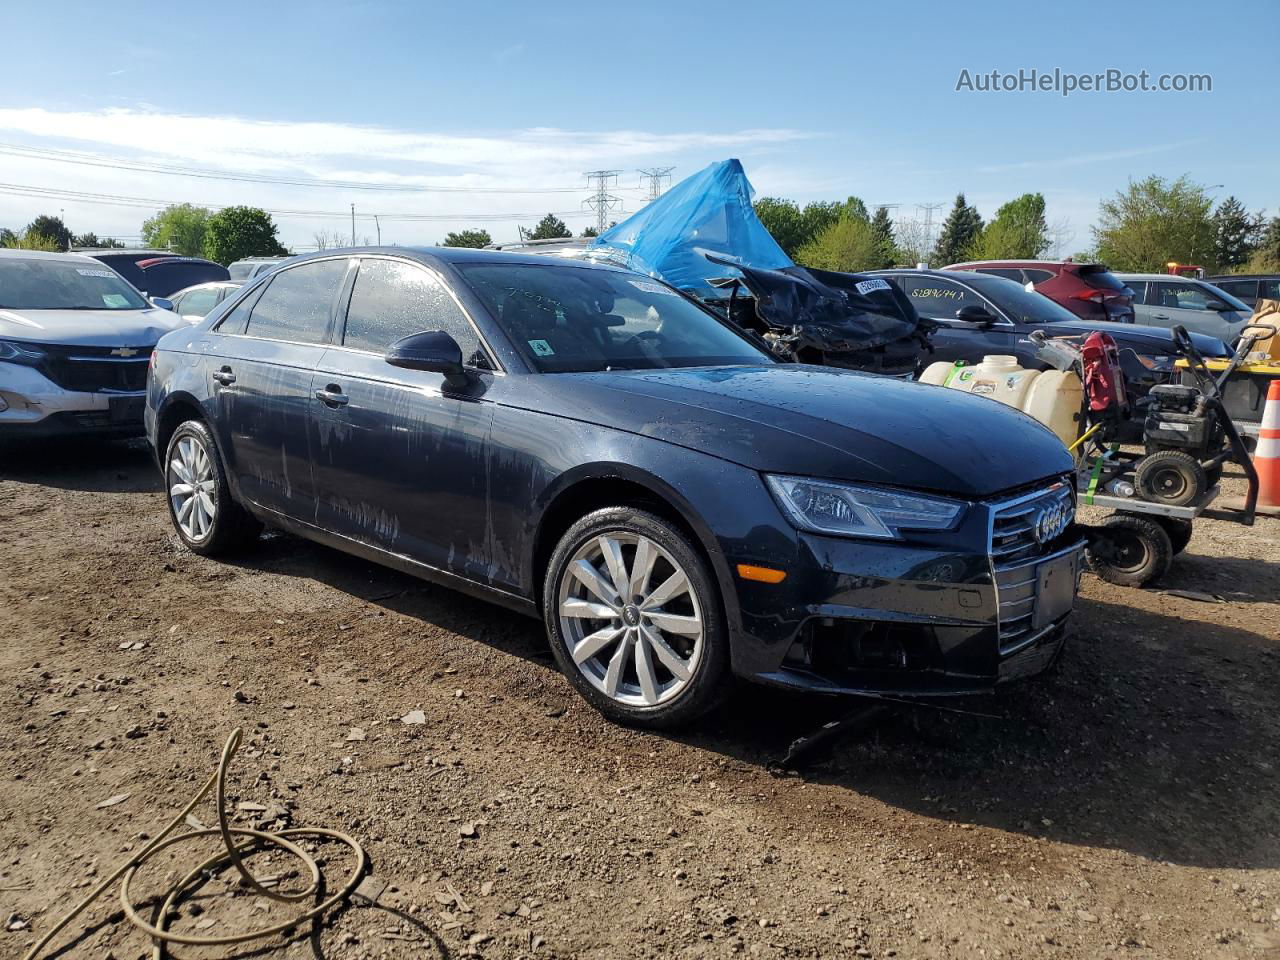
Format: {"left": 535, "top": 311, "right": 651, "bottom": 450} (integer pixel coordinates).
{"left": 0, "top": 107, "right": 813, "bottom": 247}
{"left": 976, "top": 141, "right": 1198, "bottom": 175}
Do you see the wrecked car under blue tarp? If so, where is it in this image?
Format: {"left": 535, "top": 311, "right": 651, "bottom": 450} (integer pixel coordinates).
{"left": 593, "top": 159, "right": 931, "bottom": 376}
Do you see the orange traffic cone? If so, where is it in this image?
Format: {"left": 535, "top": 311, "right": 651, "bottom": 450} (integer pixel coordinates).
{"left": 1254, "top": 379, "right": 1280, "bottom": 516}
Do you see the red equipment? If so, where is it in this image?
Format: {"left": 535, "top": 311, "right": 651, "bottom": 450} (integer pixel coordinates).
{"left": 1080, "top": 331, "right": 1128, "bottom": 416}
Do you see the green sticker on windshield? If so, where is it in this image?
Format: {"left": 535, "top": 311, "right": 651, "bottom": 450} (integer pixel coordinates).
{"left": 102, "top": 293, "right": 129, "bottom": 308}
{"left": 528, "top": 339, "right": 554, "bottom": 356}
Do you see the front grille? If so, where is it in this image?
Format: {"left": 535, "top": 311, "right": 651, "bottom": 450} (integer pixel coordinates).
{"left": 989, "top": 482, "right": 1076, "bottom": 653}
{"left": 37, "top": 344, "right": 150, "bottom": 393}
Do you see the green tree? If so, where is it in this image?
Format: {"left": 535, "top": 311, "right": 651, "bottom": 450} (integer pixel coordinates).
{"left": 794, "top": 216, "right": 885, "bottom": 273}
{"left": 2, "top": 227, "right": 61, "bottom": 251}
{"left": 528, "top": 214, "right": 571, "bottom": 240}
{"left": 970, "top": 192, "right": 1049, "bottom": 260}
{"left": 202, "top": 206, "right": 287, "bottom": 265}
{"left": 932, "top": 193, "right": 984, "bottom": 266}
{"left": 754, "top": 196, "right": 870, "bottom": 259}
{"left": 142, "top": 204, "right": 212, "bottom": 257}
{"left": 72, "top": 232, "right": 124, "bottom": 249}
{"left": 870, "top": 206, "right": 897, "bottom": 268}
{"left": 27, "top": 214, "right": 72, "bottom": 251}
{"left": 1212, "top": 196, "right": 1263, "bottom": 270}
{"left": 1092, "top": 175, "right": 1216, "bottom": 272}
{"left": 580, "top": 226, "right": 599, "bottom": 238}
{"left": 442, "top": 228, "right": 492, "bottom": 248}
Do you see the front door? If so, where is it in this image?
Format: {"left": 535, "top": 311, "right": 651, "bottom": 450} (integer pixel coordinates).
{"left": 895, "top": 275, "right": 1019, "bottom": 365}
{"left": 207, "top": 256, "right": 351, "bottom": 520}
{"left": 309, "top": 256, "right": 497, "bottom": 580}
{"left": 1143, "top": 281, "right": 1246, "bottom": 342}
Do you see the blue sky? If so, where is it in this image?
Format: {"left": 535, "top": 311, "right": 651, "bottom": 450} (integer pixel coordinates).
{"left": 1, "top": 0, "right": 1272, "bottom": 254}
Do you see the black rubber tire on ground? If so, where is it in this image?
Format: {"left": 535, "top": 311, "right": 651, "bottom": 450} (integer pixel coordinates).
{"left": 1134, "top": 450, "right": 1207, "bottom": 507}
{"left": 542, "top": 507, "right": 730, "bottom": 729}
{"left": 1087, "top": 514, "right": 1174, "bottom": 587}
{"left": 163, "top": 419, "right": 262, "bottom": 557}
{"left": 1153, "top": 516, "right": 1194, "bottom": 555}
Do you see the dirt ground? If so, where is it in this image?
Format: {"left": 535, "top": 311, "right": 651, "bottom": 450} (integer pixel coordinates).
{"left": 3, "top": 438, "right": 1280, "bottom": 960}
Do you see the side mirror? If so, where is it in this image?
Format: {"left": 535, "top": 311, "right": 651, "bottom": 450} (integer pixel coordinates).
{"left": 386, "top": 330, "right": 471, "bottom": 388}
{"left": 956, "top": 304, "right": 996, "bottom": 327}
{"left": 1207, "top": 300, "right": 1234, "bottom": 312}
{"left": 151, "top": 297, "right": 175, "bottom": 311}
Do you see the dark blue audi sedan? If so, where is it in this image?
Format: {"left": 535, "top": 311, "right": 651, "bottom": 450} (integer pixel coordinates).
{"left": 146, "top": 247, "right": 1082, "bottom": 728}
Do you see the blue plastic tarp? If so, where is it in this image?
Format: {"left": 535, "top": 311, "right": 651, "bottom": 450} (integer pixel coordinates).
{"left": 592, "top": 159, "right": 792, "bottom": 297}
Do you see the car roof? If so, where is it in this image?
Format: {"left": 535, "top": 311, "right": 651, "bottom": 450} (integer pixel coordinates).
{"left": 281, "top": 244, "right": 634, "bottom": 273}
{"left": 1112, "top": 272, "right": 1200, "bottom": 281}
{"left": 231, "top": 256, "right": 289, "bottom": 263}
{"left": 945, "top": 259, "right": 1079, "bottom": 268}
{"left": 0, "top": 248, "right": 98, "bottom": 263}
{"left": 1207, "top": 273, "right": 1279, "bottom": 280}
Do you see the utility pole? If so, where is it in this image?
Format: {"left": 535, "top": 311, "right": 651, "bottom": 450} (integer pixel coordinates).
{"left": 373, "top": 215, "right": 381, "bottom": 245}
{"left": 350, "top": 204, "right": 356, "bottom": 246}
{"left": 637, "top": 167, "right": 675, "bottom": 202}
{"left": 583, "top": 170, "right": 623, "bottom": 235}
{"left": 916, "top": 202, "right": 944, "bottom": 258}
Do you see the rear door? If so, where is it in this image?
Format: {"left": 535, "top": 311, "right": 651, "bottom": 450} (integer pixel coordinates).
{"left": 309, "top": 256, "right": 497, "bottom": 578}
{"left": 896, "top": 275, "right": 1019, "bottom": 364}
{"left": 205, "top": 257, "right": 351, "bottom": 520}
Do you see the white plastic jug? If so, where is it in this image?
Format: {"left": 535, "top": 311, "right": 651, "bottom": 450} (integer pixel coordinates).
{"left": 921, "top": 356, "right": 1083, "bottom": 448}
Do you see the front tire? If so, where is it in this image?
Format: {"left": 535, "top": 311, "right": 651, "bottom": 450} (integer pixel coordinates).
{"left": 542, "top": 508, "right": 729, "bottom": 729}
{"left": 1087, "top": 514, "right": 1173, "bottom": 587}
{"left": 164, "top": 419, "right": 261, "bottom": 556}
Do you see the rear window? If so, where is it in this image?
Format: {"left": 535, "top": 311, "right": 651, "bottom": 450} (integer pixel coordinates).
{"left": 228, "top": 262, "right": 254, "bottom": 281}
{"left": 975, "top": 268, "right": 1024, "bottom": 282}
{"left": 1078, "top": 265, "right": 1128, "bottom": 291}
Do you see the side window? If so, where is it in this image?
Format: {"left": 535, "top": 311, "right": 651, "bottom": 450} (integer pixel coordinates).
{"left": 1154, "top": 282, "right": 1216, "bottom": 311}
{"left": 898, "top": 276, "right": 986, "bottom": 320}
{"left": 1217, "top": 280, "right": 1256, "bottom": 303}
{"left": 1023, "top": 269, "right": 1055, "bottom": 284}
{"left": 214, "top": 290, "right": 257, "bottom": 335}
{"left": 244, "top": 259, "right": 348, "bottom": 344}
{"left": 976, "top": 268, "right": 1023, "bottom": 282}
{"left": 1261, "top": 279, "right": 1280, "bottom": 301}
{"left": 1125, "top": 281, "right": 1147, "bottom": 303}
{"left": 342, "top": 258, "right": 485, "bottom": 366}
{"left": 178, "top": 288, "right": 219, "bottom": 317}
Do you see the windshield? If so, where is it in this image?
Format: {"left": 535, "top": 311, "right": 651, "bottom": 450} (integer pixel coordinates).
{"left": 964, "top": 273, "right": 1082, "bottom": 324}
{"left": 458, "top": 262, "right": 771, "bottom": 373}
{"left": 0, "top": 258, "right": 149, "bottom": 311}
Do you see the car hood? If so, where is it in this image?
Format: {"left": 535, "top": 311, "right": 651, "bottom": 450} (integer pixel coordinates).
{"left": 513, "top": 365, "right": 1072, "bottom": 498}
{"left": 0, "top": 308, "right": 183, "bottom": 346}
{"left": 1033, "top": 320, "right": 1229, "bottom": 357}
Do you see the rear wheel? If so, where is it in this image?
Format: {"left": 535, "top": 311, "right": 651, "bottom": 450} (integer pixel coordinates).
{"left": 543, "top": 507, "right": 729, "bottom": 729}
{"left": 1087, "top": 514, "right": 1173, "bottom": 587}
{"left": 164, "top": 420, "right": 261, "bottom": 556}
{"left": 1135, "top": 450, "right": 1206, "bottom": 507}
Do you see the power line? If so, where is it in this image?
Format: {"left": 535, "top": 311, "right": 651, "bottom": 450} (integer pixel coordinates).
{"left": 583, "top": 170, "right": 623, "bottom": 234}
{"left": 0, "top": 141, "right": 586, "bottom": 195}
{"left": 0, "top": 180, "right": 591, "bottom": 223}
{"left": 637, "top": 167, "right": 675, "bottom": 202}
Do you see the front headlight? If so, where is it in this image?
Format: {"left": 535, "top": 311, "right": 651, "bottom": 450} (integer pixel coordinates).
{"left": 0, "top": 339, "right": 45, "bottom": 364}
{"left": 765, "top": 474, "right": 964, "bottom": 540}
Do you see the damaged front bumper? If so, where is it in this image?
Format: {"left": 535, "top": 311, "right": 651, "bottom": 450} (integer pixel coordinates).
{"left": 724, "top": 485, "right": 1085, "bottom": 697}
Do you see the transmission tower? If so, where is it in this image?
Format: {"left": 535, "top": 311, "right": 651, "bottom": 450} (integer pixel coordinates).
{"left": 638, "top": 166, "right": 675, "bottom": 202}
{"left": 583, "top": 170, "right": 624, "bottom": 234}
{"left": 916, "top": 202, "right": 945, "bottom": 255}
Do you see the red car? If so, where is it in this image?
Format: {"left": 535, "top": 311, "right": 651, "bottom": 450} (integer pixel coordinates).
{"left": 943, "top": 259, "right": 1135, "bottom": 324}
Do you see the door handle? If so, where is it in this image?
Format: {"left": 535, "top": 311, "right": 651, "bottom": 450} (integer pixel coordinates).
{"left": 1152, "top": 313, "right": 1171, "bottom": 320}
{"left": 315, "top": 384, "right": 349, "bottom": 407}
{"left": 211, "top": 366, "right": 236, "bottom": 385}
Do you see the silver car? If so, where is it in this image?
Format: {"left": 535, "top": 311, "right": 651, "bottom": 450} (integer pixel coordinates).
{"left": 0, "top": 250, "right": 185, "bottom": 438}
{"left": 1116, "top": 273, "right": 1255, "bottom": 343}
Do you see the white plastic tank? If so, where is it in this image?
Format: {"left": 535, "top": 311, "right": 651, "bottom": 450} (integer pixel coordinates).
{"left": 921, "top": 356, "right": 1083, "bottom": 449}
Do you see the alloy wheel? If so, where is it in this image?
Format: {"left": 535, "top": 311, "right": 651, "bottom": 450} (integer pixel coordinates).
{"left": 168, "top": 435, "right": 217, "bottom": 541}
{"left": 556, "top": 532, "right": 704, "bottom": 707}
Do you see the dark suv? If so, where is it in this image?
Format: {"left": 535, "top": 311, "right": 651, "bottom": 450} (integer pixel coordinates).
{"left": 146, "top": 247, "right": 1083, "bottom": 727}
{"left": 1204, "top": 275, "right": 1280, "bottom": 310}
{"left": 944, "top": 260, "right": 1135, "bottom": 323}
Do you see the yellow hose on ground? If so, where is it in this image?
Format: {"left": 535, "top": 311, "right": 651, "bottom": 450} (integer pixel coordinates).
{"left": 22, "top": 728, "right": 367, "bottom": 960}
